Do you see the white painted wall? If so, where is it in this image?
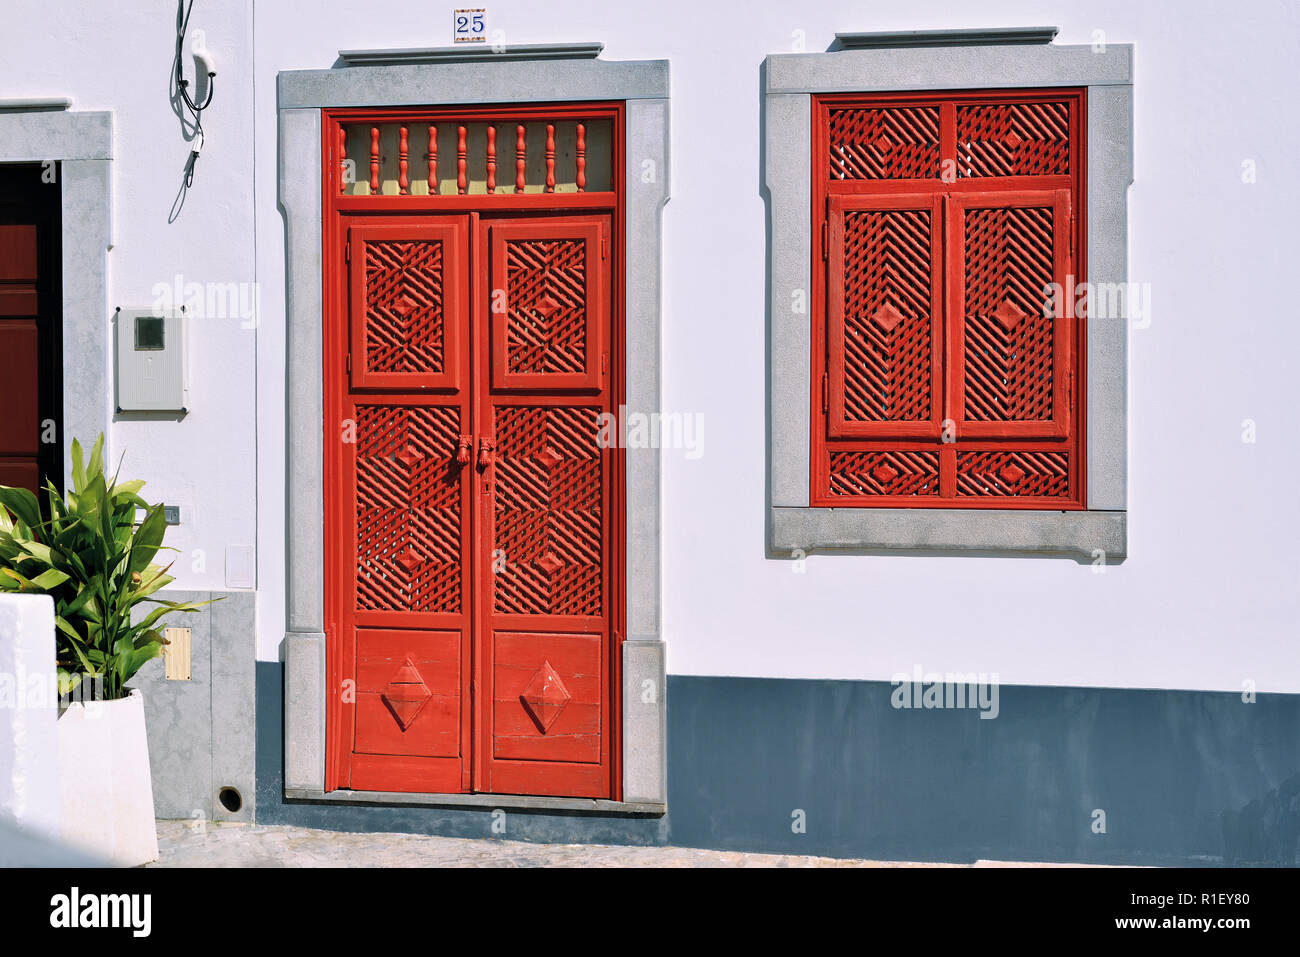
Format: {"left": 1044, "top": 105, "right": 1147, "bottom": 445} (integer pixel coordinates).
{"left": 2, "top": 0, "right": 1296, "bottom": 694}
{"left": 0, "top": 0, "right": 258, "bottom": 610}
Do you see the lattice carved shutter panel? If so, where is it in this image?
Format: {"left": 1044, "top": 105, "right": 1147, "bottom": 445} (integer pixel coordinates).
{"left": 953, "top": 190, "right": 1072, "bottom": 438}
{"left": 827, "top": 194, "right": 943, "bottom": 438}
{"left": 956, "top": 101, "right": 1071, "bottom": 178}
{"left": 815, "top": 90, "right": 1083, "bottom": 509}
{"left": 828, "top": 106, "right": 942, "bottom": 181}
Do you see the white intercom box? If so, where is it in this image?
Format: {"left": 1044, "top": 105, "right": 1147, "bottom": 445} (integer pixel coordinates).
{"left": 114, "top": 307, "right": 188, "bottom": 413}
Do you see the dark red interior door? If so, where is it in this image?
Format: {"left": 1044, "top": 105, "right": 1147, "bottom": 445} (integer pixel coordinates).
{"left": 0, "top": 164, "right": 63, "bottom": 496}
{"left": 0, "top": 223, "right": 42, "bottom": 494}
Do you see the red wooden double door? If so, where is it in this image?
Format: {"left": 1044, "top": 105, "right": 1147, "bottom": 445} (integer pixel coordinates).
{"left": 326, "top": 211, "right": 618, "bottom": 798}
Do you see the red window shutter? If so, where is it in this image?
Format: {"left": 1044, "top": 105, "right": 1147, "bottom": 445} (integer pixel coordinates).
{"left": 949, "top": 188, "right": 1073, "bottom": 439}
{"left": 814, "top": 90, "right": 1084, "bottom": 509}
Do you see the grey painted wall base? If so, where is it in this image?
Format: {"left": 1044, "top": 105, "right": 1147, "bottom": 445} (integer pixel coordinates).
{"left": 257, "top": 663, "right": 1300, "bottom": 865}
{"left": 130, "top": 591, "right": 257, "bottom": 824}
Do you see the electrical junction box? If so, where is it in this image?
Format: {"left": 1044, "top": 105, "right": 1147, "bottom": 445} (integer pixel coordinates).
{"left": 114, "top": 307, "right": 188, "bottom": 413}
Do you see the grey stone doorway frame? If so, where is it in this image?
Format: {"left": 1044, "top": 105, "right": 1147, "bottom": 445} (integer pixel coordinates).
{"left": 0, "top": 104, "right": 112, "bottom": 487}
{"left": 278, "top": 45, "right": 669, "bottom": 812}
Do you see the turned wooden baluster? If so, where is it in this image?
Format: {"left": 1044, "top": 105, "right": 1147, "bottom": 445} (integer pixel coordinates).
{"left": 515, "top": 124, "right": 526, "bottom": 192}
{"left": 486, "top": 125, "right": 497, "bottom": 194}
{"left": 369, "top": 127, "right": 380, "bottom": 195}
{"left": 338, "top": 126, "right": 347, "bottom": 193}
{"left": 457, "top": 125, "right": 467, "bottom": 195}
{"left": 545, "top": 123, "right": 556, "bottom": 193}
{"left": 427, "top": 124, "right": 438, "bottom": 195}
{"left": 398, "top": 126, "right": 409, "bottom": 194}
{"left": 576, "top": 123, "right": 586, "bottom": 193}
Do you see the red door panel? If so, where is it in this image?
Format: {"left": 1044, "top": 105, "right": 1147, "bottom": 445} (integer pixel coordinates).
{"left": 490, "top": 631, "right": 603, "bottom": 764}
{"left": 342, "top": 396, "right": 473, "bottom": 791}
{"left": 353, "top": 628, "right": 461, "bottom": 758}
{"left": 336, "top": 215, "right": 474, "bottom": 794}
{"left": 477, "top": 214, "right": 613, "bottom": 798}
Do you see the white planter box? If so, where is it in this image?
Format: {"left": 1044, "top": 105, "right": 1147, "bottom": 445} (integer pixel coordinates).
{"left": 57, "top": 689, "right": 159, "bottom": 866}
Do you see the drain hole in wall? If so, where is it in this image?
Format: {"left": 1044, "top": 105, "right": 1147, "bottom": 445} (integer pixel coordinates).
{"left": 218, "top": 787, "right": 243, "bottom": 814}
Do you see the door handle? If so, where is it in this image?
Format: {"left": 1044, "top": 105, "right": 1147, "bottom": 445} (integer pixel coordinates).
{"left": 477, "top": 437, "right": 495, "bottom": 470}
{"left": 456, "top": 435, "right": 473, "bottom": 467}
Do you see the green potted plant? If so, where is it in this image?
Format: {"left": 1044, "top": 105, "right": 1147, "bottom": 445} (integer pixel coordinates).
{"left": 0, "top": 435, "right": 210, "bottom": 865}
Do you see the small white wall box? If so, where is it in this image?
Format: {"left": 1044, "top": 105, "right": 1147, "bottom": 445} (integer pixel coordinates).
{"left": 115, "top": 307, "right": 188, "bottom": 413}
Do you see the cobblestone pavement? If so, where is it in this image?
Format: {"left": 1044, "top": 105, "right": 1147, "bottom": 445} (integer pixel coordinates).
{"left": 149, "top": 820, "right": 978, "bottom": 868}
{"left": 148, "top": 820, "right": 1092, "bottom": 867}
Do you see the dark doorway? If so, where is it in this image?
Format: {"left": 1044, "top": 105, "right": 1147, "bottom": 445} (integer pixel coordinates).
{"left": 0, "top": 163, "right": 63, "bottom": 497}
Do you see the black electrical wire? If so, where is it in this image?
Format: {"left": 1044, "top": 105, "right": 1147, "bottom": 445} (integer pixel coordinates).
{"left": 174, "top": 0, "right": 215, "bottom": 189}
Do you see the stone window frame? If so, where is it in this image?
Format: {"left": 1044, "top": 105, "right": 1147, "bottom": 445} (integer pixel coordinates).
{"left": 278, "top": 45, "right": 669, "bottom": 813}
{"left": 0, "top": 103, "right": 112, "bottom": 488}
{"left": 764, "top": 29, "right": 1133, "bottom": 561}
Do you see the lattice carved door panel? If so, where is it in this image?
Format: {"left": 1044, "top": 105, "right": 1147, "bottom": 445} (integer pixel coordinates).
{"left": 489, "top": 219, "right": 604, "bottom": 391}
{"left": 491, "top": 405, "right": 604, "bottom": 618}
{"left": 349, "top": 222, "right": 465, "bottom": 392}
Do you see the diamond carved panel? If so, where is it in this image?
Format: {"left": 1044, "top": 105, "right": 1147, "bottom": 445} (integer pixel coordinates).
{"left": 520, "top": 660, "right": 571, "bottom": 734}
{"left": 381, "top": 657, "right": 433, "bottom": 731}
{"left": 956, "top": 451, "right": 1069, "bottom": 498}
{"left": 828, "top": 450, "right": 941, "bottom": 497}
{"left": 957, "top": 101, "right": 1071, "bottom": 178}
